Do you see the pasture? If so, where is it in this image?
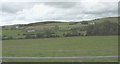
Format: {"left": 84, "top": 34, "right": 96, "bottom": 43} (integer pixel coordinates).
{"left": 2, "top": 36, "right": 118, "bottom": 62}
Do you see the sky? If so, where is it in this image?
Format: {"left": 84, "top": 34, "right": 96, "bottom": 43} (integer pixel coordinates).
{"left": 0, "top": 0, "right": 119, "bottom": 26}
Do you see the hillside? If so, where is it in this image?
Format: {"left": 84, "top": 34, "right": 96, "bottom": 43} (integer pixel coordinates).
{"left": 25, "top": 16, "right": 119, "bottom": 26}
{"left": 2, "top": 16, "right": 119, "bottom": 28}
{"left": 90, "top": 16, "right": 119, "bottom": 23}
{"left": 2, "top": 16, "right": 119, "bottom": 40}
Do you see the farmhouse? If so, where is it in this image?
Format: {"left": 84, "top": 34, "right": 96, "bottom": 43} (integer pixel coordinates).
{"left": 26, "top": 29, "right": 35, "bottom": 32}
{"left": 89, "top": 22, "right": 95, "bottom": 25}
{"left": 15, "top": 26, "right": 19, "bottom": 28}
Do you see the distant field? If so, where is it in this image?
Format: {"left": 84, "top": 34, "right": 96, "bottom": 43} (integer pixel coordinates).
{"left": 2, "top": 36, "right": 118, "bottom": 62}
{"left": 2, "top": 22, "right": 85, "bottom": 37}
{"left": 2, "top": 29, "right": 23, "bottom": 36}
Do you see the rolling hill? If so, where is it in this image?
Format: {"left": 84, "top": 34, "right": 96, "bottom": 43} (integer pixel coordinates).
{"left": 2, "top": 16, "right": 119, "bottom": 40}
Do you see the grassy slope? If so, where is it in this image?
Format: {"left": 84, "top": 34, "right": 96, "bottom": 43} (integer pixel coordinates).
{"left": 3, "top": 36, "right": 118, "bottom": 57}
{"left": 90, "top": 17, "right": 119, "bottom": 23}
{"left": 2, "top": 29, "right": 23, "bottom": 36}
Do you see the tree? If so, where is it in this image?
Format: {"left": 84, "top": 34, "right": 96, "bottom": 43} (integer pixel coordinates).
{"left": 81, "top": 21, "right": 88, "bottom": 24}
{"left": 86, "top": 20, "right": 118, "bottom": 36}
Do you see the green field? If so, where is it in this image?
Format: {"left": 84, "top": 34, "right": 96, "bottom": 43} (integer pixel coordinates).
{"left": 2, "top": 36, "right": 118, "bottom": 62}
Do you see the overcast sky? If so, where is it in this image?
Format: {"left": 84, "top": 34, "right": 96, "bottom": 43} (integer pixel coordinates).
{"left": 0, "top": 0, "right": 119, "bottom": 26}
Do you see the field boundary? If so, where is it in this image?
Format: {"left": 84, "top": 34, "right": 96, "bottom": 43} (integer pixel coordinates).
{"left": 2, "top": 56, "right": 119, "bottom": 59}
{"left": 2, "top": 56, "right": 119, "bottom": 62}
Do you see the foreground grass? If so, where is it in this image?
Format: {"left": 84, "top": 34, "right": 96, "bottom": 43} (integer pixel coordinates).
{"left": 3, "top": 36, "right": 118, "bottom": 57}
{"left": 2, "top": 36, "right": 118, "bottom": 62}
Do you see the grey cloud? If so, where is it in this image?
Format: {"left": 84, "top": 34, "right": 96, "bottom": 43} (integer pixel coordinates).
{"left": 1, "top": 1, "right": 119, "bottom": 26}
{"left": 118, "top": 2, "right": 120, "bottom": 15}
{"left": 1, "top": 2, "right": 77, "bottom": 14}
{"left": 44, "top": 2, "right": 77, "bottom": 8}
{"left": 81, "top": 2, "right": 118, "bottom": 15}
{"left": 1, "top": 2, "right": 38, "bottom": 13}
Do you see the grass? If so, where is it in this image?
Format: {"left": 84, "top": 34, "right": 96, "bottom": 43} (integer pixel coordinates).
{"left": 2, "top": 36, "right": 118, "bottom": 62}
{"left": 3, "top": 36, "right": 118, "bottom": 57}
{"left": 2, "top": 29, "right": 23, "bottom": 36}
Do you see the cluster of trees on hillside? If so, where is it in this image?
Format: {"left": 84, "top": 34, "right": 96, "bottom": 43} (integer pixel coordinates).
{"left": 86, "top": 21, "right": 118, "bottom": 36}
{"left": 119, "top": 24, "right": 120, "bottom": 35}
